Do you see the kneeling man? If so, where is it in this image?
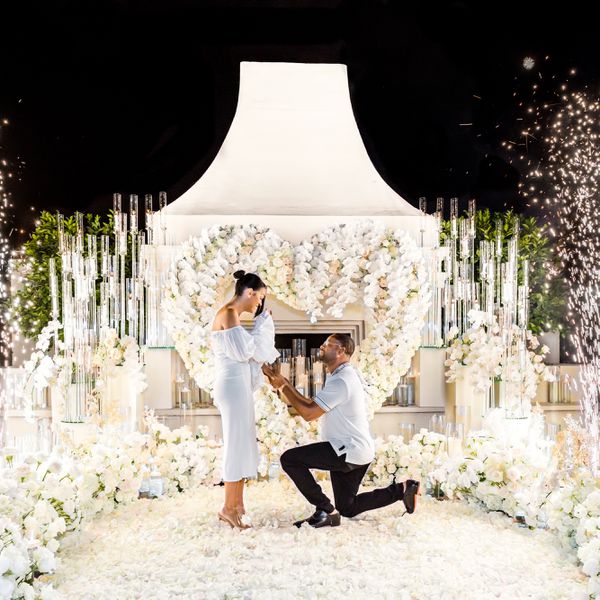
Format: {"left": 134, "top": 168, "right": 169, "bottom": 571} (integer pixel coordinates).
{"left": 262, "top": 333, "right": 419, "bottom": 528}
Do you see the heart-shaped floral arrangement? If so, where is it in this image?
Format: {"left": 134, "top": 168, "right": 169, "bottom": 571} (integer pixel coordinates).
{"left": 163, "top": 221, "right": 430, "bottom": 473}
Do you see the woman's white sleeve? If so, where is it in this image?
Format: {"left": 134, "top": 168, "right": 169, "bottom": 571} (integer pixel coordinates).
{"left": 251, "top": 313, "right": 280, "bottom": 364}
{"left": 220, "top": 327, "right": 255, "bottom": 362}
{"left": 249, "top": 313, "right": 280, "bottom": 392}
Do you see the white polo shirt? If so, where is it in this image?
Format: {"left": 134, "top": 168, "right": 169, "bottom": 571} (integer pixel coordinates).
{"left": 313, "top": 362, "right": 375, "bottom": 466}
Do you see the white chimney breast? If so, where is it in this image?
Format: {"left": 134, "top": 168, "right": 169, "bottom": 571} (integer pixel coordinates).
{"left": 165, "top": 61, "right": 419, "bottom": 216}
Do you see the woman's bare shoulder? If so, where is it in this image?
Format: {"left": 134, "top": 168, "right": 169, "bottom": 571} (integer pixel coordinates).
{"left": 211, "top": 306, "right": 240, "bottom": 331}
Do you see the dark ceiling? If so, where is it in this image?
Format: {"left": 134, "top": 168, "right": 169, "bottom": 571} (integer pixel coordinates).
{"left": 1, "top": 0, "right": 599, "bottom": 235}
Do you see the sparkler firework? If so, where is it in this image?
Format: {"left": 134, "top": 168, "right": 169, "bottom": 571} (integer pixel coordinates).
{"left": 0, "top": 119, "right": 16, "bottom": 368}
{"left": 516, "top": 73, "right": 600, "bottom": 473}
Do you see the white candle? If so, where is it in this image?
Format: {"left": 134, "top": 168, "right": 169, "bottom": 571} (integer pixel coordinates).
{"left": 280, "top": 362, "right": 291, "bottom": 380}
{"left": 447, "top": 437, "right": 463, "bottom": 458}
{"left": 296, "top": 373, "right": 308, "bottom": 395}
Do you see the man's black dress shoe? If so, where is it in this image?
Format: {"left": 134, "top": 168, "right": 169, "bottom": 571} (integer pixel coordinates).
{"left": 402, "top": 479, "right": 420, "bottom": 515}
{"left": 294, "top": 509, "right": 341, "bottom": 528}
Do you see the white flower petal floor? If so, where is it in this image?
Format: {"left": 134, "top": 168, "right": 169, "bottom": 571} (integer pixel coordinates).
{"left": 53, "top": 480, "right": 587, "bottom": 600}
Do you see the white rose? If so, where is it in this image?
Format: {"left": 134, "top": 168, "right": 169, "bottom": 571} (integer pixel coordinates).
{"left": 33, "top": 547, "right": 56, "bottom": 573}
{"left": 0, "top": 546, "right": 29, "bottom": 578}
{"left": 45, "top": 517, "right": 66, "bottom": 540}
{"left": 581, "top": 556, "right": 600, "bottom": 577}
{"left": 0, "top": 578, "right": 15, "bottom": 598}
{"left": 16, "top": 582, "right": 35, "bottom": 600}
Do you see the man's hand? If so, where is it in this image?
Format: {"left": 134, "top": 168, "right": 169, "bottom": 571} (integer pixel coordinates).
{"left": 262, "top": 362, "right": 324, "bottom": 423}
{"left": 262, "top": 363, "right": 286, "bottom": 389}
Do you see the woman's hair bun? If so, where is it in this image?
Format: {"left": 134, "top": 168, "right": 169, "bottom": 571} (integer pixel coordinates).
{"left": 233, "top": 270, "right": 246, "bottom": 280}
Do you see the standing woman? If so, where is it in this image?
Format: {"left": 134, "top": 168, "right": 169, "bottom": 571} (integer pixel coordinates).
{"left": 211, "top": 270, "right": 279, "bottom": 529}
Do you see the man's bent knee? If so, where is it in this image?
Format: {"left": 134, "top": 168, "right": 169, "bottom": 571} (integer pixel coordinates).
{"left": 280, "top": 448, "right": 299, "bottom": 470}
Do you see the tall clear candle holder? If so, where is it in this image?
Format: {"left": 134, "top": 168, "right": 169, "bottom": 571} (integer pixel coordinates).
{"left": 129, "top": 194, "right": 138, "bottom": 234}
{"left": 145, "top": 194, "right": 153, "bottom": 246}
{"left": 159, "top": 191, "right": 168, "bottom": 245}
{"left": 418, "top": 200, "right": 535, "bottom": 423}
{"left": 44, "top": 195, "right": 169, "bottom": 426}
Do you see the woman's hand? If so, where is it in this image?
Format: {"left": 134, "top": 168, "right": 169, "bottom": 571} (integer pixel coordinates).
{"left": 262, "top": 363, "right": 286, "bottom": 389}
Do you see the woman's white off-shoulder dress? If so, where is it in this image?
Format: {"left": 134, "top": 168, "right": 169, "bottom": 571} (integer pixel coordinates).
{"left": 211, "top": 312, "right": 279, "bottom": 482}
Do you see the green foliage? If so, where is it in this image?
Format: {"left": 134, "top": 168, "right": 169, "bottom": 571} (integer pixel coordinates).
{"left": 13, "top": 208, "right": 564, "bottom": 340}
{"left": 13, "top": 211, "right": 118, "bottom": 339}
{"left": 442, "top": 209, "right": 565, "bottom": 334}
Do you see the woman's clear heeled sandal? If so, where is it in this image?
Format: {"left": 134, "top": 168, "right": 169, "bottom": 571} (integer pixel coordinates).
{"left": 218, "top": 510, "right": 250, "bottom": 530}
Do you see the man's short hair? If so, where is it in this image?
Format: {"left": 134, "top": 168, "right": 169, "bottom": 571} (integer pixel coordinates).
{"left": 330, "top": 333, "right": 355, "bottom": 357}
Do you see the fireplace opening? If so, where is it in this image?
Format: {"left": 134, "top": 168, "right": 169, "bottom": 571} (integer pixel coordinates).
{"left": 274, "top": 332, "right": 354, "bottom": 398}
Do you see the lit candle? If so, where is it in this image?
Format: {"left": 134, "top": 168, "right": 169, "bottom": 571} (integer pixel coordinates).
{"left": 129, "top": 194, "right": 138, "bottom": 234}
{"left": 447, "top": 437, "right": 463, "bottom": 458}
{"left": 280, "top": 362, "right": 291, "bottom": 380}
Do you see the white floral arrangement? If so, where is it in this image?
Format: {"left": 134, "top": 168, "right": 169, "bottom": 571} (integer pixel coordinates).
{"left": 92, "top": 328, "right": 148, "bottom": 398}
{"left": 21, "top": 321, "right": 68, "bottom": 422}
{"left": 162, "top": 221, "right": 430, "bottom": 461}
{"left": 366, "top": 430, "right": 447, "bottom": 486}
{"left": 445, "top": 311, "right": 504, "bottom": 393}
{"left": 1, "top": 513, "right": 59, "bottom": 600}
{"left": 2, "top": 422, "right": 600, "bottom": 597}
{"left": 23, "top": 321, "right": 63, "bottom": 389}
{"left": 143, "top": 410, "right": 222, "bottom": 493}
{"left": 445, "top": 310, "right": 552, "bottom": 416}
{"left": 368, "top": 425, "right": 600, "bottom": 597}
{"left": 576, "top": 487, "right": 600, "bottom": 597}
{"left": 0, "top": 412, "right": 221, "bottom": 599}
{"left": 504, "top": 329, "right": 553, "bottom": 406}
{"left": 439, "top": 431, "right": 553, "bottom": 519}
{"left": 21, "top": 325, "right": 147, "bottom": 428}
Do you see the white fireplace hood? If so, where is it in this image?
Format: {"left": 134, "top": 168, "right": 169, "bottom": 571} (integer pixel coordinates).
{"left": 165, "top": 61, "right": 419, "bottom": 217}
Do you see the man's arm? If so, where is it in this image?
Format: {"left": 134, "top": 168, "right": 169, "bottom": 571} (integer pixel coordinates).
{"left": 262, "top": 364, "right": 324, "bottom": 422}
{"left": 278, "top": 381, "right": 325, "bottom": 422}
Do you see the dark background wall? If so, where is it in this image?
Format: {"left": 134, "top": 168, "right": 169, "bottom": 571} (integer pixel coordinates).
{"left": 1, "top": 0, "right": 598, "bottom": 239}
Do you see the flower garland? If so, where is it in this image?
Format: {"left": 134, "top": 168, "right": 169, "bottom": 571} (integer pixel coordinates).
{"left": 299, "top": 222, "right": 431, "bottom": 414}
{"left": 367, "top": 429, "right": 447, "bottom": 486}
{"left": 163, "top": 224, "right": 298, "bottom": 390}
{"left": 163, "top": 221, "right": 430, "bottom": 460}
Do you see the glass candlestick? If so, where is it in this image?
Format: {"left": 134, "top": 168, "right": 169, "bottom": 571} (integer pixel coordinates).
{"left": 418, "top": 196, "right": 427, "bottom": 247}
{"left": 129, "top": 194, "right": 138, "bottom": 234}
{"left": 159, "top": 191, "right": 168, "bottom": 245}
{"left": 145, "top": 194, "right": 153, "bottom": 245}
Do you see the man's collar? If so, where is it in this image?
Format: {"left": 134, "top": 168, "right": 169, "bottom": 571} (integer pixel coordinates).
{"left": 330, "top": 361, "right": 351, "bottom": 376}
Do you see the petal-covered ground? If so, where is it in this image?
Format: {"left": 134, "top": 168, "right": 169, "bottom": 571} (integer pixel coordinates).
{"left": 53, "top": 480, "right": 587, "bottom": 600}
